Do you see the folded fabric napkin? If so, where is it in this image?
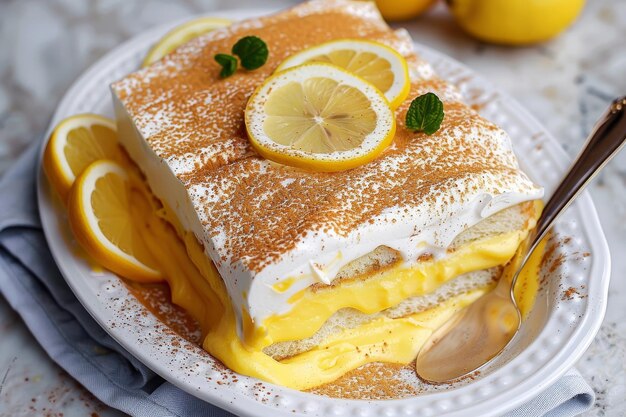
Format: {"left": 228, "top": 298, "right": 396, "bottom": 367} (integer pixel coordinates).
{"left": 0, "top": 141, "right": 596, "bottom": 417}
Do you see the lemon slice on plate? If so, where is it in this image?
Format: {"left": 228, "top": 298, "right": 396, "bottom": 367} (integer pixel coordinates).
{"left": 68, "top": 160, "right": 163, "bottom": 283}
{"left": 245, "top": 63, "right": 396, "bottom": 172}
{"left": 143, "top": 16, "right": 232, "bottom": 66}
{"left": 276, "top": 39, "right": 410, "bottom": 109}
{"left": 43, "top": 114, "right": 123, "bottom": 201}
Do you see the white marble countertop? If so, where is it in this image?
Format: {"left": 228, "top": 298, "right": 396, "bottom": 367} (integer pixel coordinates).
{"left": 0, "top": 0, "right": 624, "bottom": 416}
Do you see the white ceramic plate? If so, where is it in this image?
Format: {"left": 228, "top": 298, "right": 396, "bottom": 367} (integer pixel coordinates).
{"left": 37, "top": 8, "right": 611, "bottom": 417}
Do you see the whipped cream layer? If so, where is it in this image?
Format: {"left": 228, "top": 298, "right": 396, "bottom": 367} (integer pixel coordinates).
{"left": 111, "top": 0, "right": 543, "bottom": 331}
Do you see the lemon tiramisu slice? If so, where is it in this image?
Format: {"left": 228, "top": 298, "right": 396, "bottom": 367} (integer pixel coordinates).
{"left": 111, "top": 0, "right": 543, "bottom": 390}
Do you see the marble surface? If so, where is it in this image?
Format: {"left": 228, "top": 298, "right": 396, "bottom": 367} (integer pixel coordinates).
{"left": 0, "top": 0, "right": 624, "bottom": 416}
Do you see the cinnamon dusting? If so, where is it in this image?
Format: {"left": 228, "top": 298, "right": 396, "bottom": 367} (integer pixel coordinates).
{"left": 125, "top": 281, "right": 202, "bottom": 344}
{"left": 308, "top": 362, "right": 421, "bottom": 399}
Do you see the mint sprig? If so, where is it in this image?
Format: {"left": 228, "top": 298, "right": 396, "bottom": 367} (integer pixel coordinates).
{"left": 214, "top": 35, "right": 269, "bottom": 78}
{"left": 405, "top": 92, "right": 445, "bottom": 135}
{"left": 214, "top": 53, "right": 238, "bottom": 78}
{"left": 232, "top": 36, "right": 269, "bottom": 70}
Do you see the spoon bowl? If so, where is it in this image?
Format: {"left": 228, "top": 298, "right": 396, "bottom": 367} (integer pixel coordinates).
{"left": 416, "top": 96, "right": 626, "bottom": 383}
{"left": 416, "top": 240, "right": 525, "bottom": 382}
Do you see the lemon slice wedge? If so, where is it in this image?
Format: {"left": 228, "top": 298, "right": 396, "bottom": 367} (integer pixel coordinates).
{"left": 68, "top": 160, "right": 163, "bottom": 283}
{"left": 43, "top": 114, "right": 123, "bottom": 201}
{"left": 245, "top": 63, "right": 396, "bottom": 172}
{"left": 276, "top": 39, "right": 410, "bottom": 109}
{"left": 143, "top": 17, "right": 232, "bottom": 67}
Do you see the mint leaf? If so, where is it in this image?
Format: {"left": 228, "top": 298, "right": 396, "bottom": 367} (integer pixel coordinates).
{"left": 214, "top": 53, "right": 237, "bottom": 78}
{"left": 405, "top": 92, "right": 445, "bottom": 135}
{"left": 232, "top": 36, "right": 268, "bottom": 70}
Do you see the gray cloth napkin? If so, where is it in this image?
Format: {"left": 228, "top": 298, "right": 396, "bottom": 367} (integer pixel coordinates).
{"left": 0, "top": 141, "right": 596, "bottom": 417}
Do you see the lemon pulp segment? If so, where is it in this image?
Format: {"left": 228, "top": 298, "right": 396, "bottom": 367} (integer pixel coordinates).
{"left": 308, "top": 50, "right": 394, "bottom": 94}
{"left": 91, "top": 173, "right": 157, "bottom": 272}
{"left": 65, "top": 124, "right": 119, "bottom": 177}
{"left": 276, "top": 39, "right": 410, "bottom": 109}
{"left": 264, "top": 78, "right": 377, "bottom": 153}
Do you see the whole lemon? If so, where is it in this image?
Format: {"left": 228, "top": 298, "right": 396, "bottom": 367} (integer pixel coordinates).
{"left": 375, "top": 0, "right": 438, "bottom": 21}
{"left": 446, "top": 0, "right": 585, "bottom": 45}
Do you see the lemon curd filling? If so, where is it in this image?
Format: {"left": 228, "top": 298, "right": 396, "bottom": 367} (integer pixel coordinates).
{"left": 241, "top": 228, "right": 534, "bottom": 351}
{"left": 123, "top": 169, "right": 543, "bottom": 390}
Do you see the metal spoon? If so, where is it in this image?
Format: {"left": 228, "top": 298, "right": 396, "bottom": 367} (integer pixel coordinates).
{"left": 416, "top": 96, "right": 626, "bottom": 383}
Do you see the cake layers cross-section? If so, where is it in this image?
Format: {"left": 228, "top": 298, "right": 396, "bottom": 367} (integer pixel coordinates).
{"left": 111, "top": 0, "right": 543, "bottom": 389}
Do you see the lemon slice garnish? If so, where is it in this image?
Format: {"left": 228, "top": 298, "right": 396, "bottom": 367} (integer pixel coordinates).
{"left": 276, "top": 39, "right": 410, "bottom": 109}
{"left": 43, "top": 114, "right": 123, "bottom": 201}
{"left": 68, "top": 160, "right": 163, "bottom": 283}
{"left": 245, "top": 63, "right": 396, "bottom": 172}
{"left": 143, "top": 17, "right": 232, "bottom": 67}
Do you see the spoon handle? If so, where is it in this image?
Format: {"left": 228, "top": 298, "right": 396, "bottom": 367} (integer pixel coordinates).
{"left": 526, "top": 96, "right": 626, "bottom": 259}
